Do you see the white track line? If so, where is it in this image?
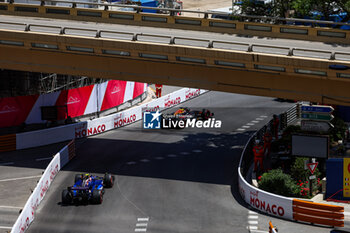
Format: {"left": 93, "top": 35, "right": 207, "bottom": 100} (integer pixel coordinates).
{"left": 252, "top": 120, "right": 259, "bottom": 123}
{"left": 135, "top": 229, "right": 146, "bottom": 232}
{"left": 256, "top": 118, "right": 264, "bottom": 121}
{"left": 135, "top": 218, "right": 149, "bottom": 232}
{"left": 0, "top": 226, "right": 12, "bottom": 229}
{"left": 136, "top": 223, "right": 148, "bottom": 227}
{"left": 0, "top": 162, "right": 14, "bottom": 166}
{"left": 260, "top": 115, "right": 268, "bottom": 118}
{"left": 248, "top": 221, "right": 258, "bottom": 225}
{"left": 0, "top": 175, "right": 42, "bottom": 183}
{"left": 248, "top": 215, "right": 258, "bottom": 219}
{"left": 35, "top": 157, "right": 52, "bottom": 161}
{"left": 0, "top": 206, "right": 22, "bottom": 209}
{"left": 250, "top": 230, "right": 269, "bottom": 233}
{"left": 237, "top": 128, "right": 246, "bottom": 131}
{"left": 247, "top": 123, "right": 255, "bottom": 126}
{"left": 242, "top": 125, "right": 251, "bottom": 128}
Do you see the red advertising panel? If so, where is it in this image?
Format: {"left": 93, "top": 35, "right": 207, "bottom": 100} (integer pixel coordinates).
{"left": 133, "top": 82, "right": 145, "bottom": 99}
{"left": 100, "top": 80, "right": 127, "bottom": 111}
{"left": 0, "top": 95, "right": 38, "bottom": 127}
{"left": 55, "top": 85, "right": 93, "bottom": 119}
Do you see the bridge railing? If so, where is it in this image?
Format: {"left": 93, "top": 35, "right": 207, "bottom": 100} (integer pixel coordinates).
{"left": 0, "top": 0, "right": 350, "bottom": 44}
{"left": 1, "top": 21, "right": 350, "bottom": 63}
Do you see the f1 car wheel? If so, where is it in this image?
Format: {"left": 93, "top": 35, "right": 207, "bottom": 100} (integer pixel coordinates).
{"left": 74, "top": 174, "right": 82, "bottom": 183}
{"left": 92, "top": 189, "right": 103, "bottom": 204}
{"left": 62, "top": 189, "right": 72, "bottom": 205}
{"left": 104, "top": 173, "right": 114, "bottom": 188}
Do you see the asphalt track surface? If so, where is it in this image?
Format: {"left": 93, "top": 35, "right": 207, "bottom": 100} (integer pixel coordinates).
{"left": 0, "top": 15, "right": 349, "bottom": 59}
{"left": 19, "top": 91, "right": 334, "bottom": 233}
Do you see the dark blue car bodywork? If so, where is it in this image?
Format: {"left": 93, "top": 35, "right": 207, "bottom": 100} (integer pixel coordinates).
{"left": 62, "top": 173, "right": 114, "bottom": 205}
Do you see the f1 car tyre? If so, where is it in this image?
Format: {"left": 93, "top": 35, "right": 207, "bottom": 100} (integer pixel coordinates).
{"left": 74, "top": 174, "right": 82, "bottom": 183}
{"left": 62, "top": 189, "right": 72, "bottom": 205}
{"left": 104, "top": 173, "right": 114, "bottom": 188}
{"left": 92, "top": 189, "right": 103, "bottom": 204}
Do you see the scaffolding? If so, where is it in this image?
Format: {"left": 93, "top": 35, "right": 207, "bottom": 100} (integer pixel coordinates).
{"left": 0, "top": 70, "right": 104, "bottom": 98}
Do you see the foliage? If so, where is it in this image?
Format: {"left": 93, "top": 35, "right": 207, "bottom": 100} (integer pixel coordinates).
{"left": 240, "top": 0, "right": 272, "bottom": 16}
{"left": 291, "top": 157, "right": 321, "bottom": 196}
{"left": 239, "top": 0, "right": 350, "bottom": 23}
{"left": 258, "top": 168, "right": 300, "bottom": 197}
{"left": 271, "top": 0, "right": 294, "bottom": 18}
{"left": 329, "top": 117, "right": 348, "bottom": 143}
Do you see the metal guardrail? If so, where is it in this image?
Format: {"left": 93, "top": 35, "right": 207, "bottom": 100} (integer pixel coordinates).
{"left": 1, "top": 21, "right": 349, "bottom": 62}
{"left": 3, "top": 0, "right": 350, "bottom": 29}
{"left": 0, "top": 1, "right": 349, "bottom": 45}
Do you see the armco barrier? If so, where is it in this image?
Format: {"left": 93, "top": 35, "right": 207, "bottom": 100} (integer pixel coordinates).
{"left": 238, "top": 107, "right": 345, "bottom": 227}
{"left": 0, "top": 134, "right": 16, "bottom": 152}
{"left": 293, "top": 199, "right": 344, "bottom": 227}
{"left": 16, "top": 88, "right": 207, "bottom": 149}
{"left": 11, "top": 139, "right": 75, "bottom": 233}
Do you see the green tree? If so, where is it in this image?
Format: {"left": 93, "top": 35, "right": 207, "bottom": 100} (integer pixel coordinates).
{"left": 291, "top": 157, "right": 321, "bottom": 196}
{"left": 329, "top": 117, "right": 348, "bottom": 143}
{"left": 258, "top": 168, "right": 300, "bottom": 197}
{"left": 291, "top": 157, "right": 309, "bottom": 181}
{"left": 240, "top": 0, "right": 272, "bottom": 17}
{"left": 271, "top": 0, "right": 293, "bottom": 18}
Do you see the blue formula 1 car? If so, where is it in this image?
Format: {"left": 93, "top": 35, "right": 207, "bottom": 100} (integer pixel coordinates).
{"left": 61, "top": 173, "right": 114, "bottom": 205}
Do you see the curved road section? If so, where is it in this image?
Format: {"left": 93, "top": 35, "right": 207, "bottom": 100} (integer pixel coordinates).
{"left": 27, "top": 92, "right": 296, "bottom": 232}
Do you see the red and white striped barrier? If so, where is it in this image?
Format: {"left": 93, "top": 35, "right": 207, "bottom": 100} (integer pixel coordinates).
{"left": 15, "top": 88, "right": 207, "bottom": 149}
{"left": 0, "top": 80, "right": 146, "bottom": 127}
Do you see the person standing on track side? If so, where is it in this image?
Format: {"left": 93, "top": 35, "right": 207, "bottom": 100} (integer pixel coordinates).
{"left": 253, "top": 140, "right": 264, "bottom": 172}
{"left": 155, "top": 84, "right": 163, "bottom": 98}
{"left": 272, "top": 114, "right": 280, "bottom": 140}
{"left": 263, "top": 130, "right": 272, "bottom": 157}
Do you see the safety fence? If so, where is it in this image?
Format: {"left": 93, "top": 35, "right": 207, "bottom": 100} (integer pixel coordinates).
{"left": 0, "top": 1, "right": 349, "bottom": 44}
{"left": 0, "top": 80, "right": 147, "bottom": 128}
{"left": 10, "top": 139, "right": 76, "bottom": 233}
{"left": 238, "top": 104, "right": 344, "bottom": 227}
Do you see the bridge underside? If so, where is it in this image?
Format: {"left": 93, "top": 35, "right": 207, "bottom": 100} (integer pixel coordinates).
{"left": 1, "top": 45, "right": 349, "bottom": 106}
